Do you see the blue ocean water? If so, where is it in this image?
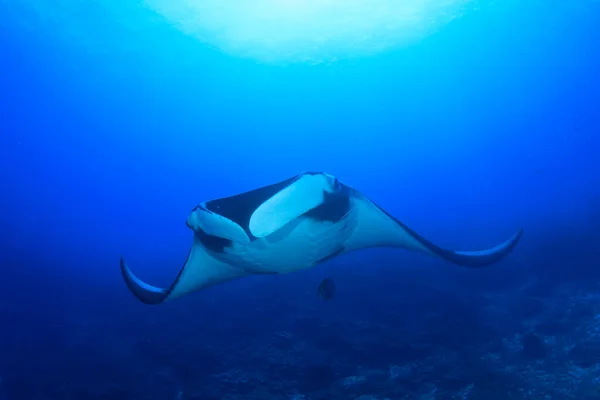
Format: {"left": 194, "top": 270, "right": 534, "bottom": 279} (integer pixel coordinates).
{"left": 1, "top": 1, "right": 599, "bottom": 399}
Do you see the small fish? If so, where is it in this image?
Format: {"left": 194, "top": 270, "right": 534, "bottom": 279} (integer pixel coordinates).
{"left": 317, "top": 277, "right": 336, "bottom": 300}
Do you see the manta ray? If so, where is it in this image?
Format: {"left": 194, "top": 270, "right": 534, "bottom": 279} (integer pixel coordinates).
{"left": 121, "top": 172, "right": 523, "bottom": 304}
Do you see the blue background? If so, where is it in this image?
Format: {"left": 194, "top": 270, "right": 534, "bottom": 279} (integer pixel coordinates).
{"left": 1, "top": 1, "right": 599, "bottom": 399}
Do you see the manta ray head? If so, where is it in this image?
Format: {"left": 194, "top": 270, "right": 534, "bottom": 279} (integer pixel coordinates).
{"left": 185, "top": 171, "right": 346, "bottom": 247}
{"left": 320, "top": 172, "right": 343, "bottom": 192}
{"left": 186, "top": 203, "right": 251, "bottom": 246}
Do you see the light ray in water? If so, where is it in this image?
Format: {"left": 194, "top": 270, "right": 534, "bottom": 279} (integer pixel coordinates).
{"left": 146, "top": 0, "right": 478, "bottom": 63}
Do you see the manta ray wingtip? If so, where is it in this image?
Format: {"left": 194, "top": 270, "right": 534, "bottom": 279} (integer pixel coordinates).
{"left": 119, "top": 256, "right": 169, "bottom": 305}
{"left": 446, "top": 227, "right": 524, "bottom": 268}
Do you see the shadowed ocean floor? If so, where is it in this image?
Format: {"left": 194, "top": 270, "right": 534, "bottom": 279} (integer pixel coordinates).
{"left": 2, "top": 254, "right": 600, "bottom": 400}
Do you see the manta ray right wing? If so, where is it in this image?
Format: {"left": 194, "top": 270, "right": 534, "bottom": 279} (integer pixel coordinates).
{"left": 341, "top": 186, "right": 523, "bottom": 267}
{"left": 120, "top": 235, "right": 249, "bottom": 304}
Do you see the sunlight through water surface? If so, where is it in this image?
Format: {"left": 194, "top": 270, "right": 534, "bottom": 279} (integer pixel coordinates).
{"left": 145, "top": 0, "right": 477, "bottom": 63}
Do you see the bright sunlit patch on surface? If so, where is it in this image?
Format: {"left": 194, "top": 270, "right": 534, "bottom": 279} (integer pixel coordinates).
{"left": 145, "top": 0, "right": 477, "bottom": 63}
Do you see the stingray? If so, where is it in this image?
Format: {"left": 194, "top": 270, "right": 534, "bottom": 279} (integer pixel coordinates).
{"left": 121, "top": 172, "right": 523, "bottom": 304}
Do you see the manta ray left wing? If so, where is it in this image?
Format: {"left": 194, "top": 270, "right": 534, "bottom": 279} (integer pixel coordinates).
{"left": 120, "top": 235, "right": 249, "bottom": 304}
{"left": 340, "top": 185, "right": 523, "bottom": 267}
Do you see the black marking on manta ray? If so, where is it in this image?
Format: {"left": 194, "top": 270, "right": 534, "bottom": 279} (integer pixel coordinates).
{"left": 303, "top": 191, "right": 351, "bottom": 223}
{"left": 203, "top": 174, "right": 301, "bottom": 240}
{"left": 237, "top": 264, "right": 279, "bottom": 275}
{"left": 195, "top": 227, "right": 233, "bottom": 253}
{"left": 371, "top": 202, "right": 524, "bottom": 268}
{"left": 315, "top": 246, "right": 345, "bottom": 265}
{"left": 303, "top": 171, "right": 326, "bottom": 176}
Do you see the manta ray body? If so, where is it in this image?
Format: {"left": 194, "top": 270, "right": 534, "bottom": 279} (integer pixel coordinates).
{"left": 121, "top": 172, "right": 522, "bottom": 304}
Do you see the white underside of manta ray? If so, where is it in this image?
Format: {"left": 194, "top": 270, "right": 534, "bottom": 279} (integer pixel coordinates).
{"left": 121, "top": 172, "right": 523, "bottom": 304}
